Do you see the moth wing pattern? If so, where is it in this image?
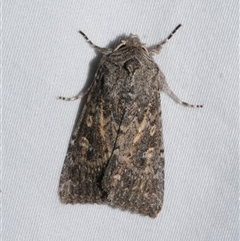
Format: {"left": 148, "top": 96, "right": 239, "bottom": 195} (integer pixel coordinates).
{"left": 59, "top": 47, "right": 165, "bottom": 217}
{"left": 59, "top": 63, "right": 119, "bottom": 204}
{"left": 59, "top": 25, "right": 202, "bottom": 217}
{"left": 101, "top": 59, "right": 164, "bottom": 218}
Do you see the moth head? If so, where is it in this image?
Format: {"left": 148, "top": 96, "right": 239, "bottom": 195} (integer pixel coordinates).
{"left": 113, "top": 34, "right": 148, "bottom": 54}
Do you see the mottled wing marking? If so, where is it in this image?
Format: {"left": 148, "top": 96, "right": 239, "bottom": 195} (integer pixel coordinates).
{"left": 59, "top": 64, "right": 119, "bottom": 204}
{"left": 101, "top": 52, "right": 165, "bottom": 218}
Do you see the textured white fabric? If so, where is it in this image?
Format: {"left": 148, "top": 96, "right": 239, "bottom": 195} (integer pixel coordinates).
{"left": 3, "top": 1, "right": 238, "bottom": 240}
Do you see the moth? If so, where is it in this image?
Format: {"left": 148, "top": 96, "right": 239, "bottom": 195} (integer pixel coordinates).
{"left": 58, "top": 25, "right": 202, "bottom": 218}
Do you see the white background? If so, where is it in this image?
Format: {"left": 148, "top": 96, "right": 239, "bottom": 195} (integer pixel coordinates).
{"left": 3, "top": 1, "right": 238, "bottom": 241}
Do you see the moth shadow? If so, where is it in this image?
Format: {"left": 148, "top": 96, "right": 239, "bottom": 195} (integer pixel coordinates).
{"left": 70, "top": 33, "right": 128, "bottom": 136}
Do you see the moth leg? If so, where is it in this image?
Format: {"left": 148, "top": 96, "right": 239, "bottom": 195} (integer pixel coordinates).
{"left": 160, "top": 74, "right": 203, "bottom": 108}
{"left": 57, "top": 83, "right": 93, "bottom": 101}
{"left": 149, "top": 24, "right": 182, "bottom": 56}
{"left": 79, "top": 31, "right": 113, "bottom": 55}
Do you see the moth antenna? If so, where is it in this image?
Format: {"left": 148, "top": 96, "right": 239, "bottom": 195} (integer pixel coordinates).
{"left": 149, "top": 24, "right": 182, "bottom": 56}
{"left": 79, "top": 31, "right": 112, "bottom": 55}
